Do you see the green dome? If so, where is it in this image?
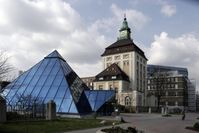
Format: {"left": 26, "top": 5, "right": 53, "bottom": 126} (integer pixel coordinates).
{"left": 118, "top": 16, "right": 131, "bottom": 40}
{"left": 120, "top": 18, "right": 130, "bottom": 31}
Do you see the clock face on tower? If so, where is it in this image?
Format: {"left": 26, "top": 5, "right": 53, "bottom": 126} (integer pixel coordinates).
{"left": 120, "top": 30, "right": 127, "bottom": 39}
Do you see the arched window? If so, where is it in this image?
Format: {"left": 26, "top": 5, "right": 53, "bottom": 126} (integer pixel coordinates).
{"left": 125, "top": 96, "right": 131, "bottom": 106}
{"left": 115, "top": 87, "right": 118, "bottom": 93}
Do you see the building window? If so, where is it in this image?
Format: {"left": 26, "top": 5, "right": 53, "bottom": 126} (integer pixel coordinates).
{"left": 99, "top": 85, "right": 103, "bottom": 90}
{"left": 171, "top": 84, "right": 175, "bottom": 88}
{"left": 115, "top": 87, "right": 118, "bottom": 93}
{"left": 175, "top": 92, "right": 178, "bottom": 96}
{"left": 109, "top": 85, "right": 113, "bottom": 90}
{"left": 148, "top": 86, "right": 150, "bottom": 90}
{"left": 111, "top": 76, "right": 117, "bottom": 79}
{"left": 175, "top": 84, "right": 178, "bottom": 89}
{"left": 125, "top": 96, "right": 131, "bottom": 106}
{"left": 107, "top": 63, "right": 111, "bottom": 67}
{"left": 166, "top": 91, "right": 168, "bottom": 96}
{"left": 99, "top": 77, "right": 104, "bottom": 80}
{"left": 114, "top": 55, "right": 120, "bottom": 60}
{"left": 178, "top": 83, "right": 183, "bottom": 88}
{"left": 106, "top": 57, "right": 112, "bottom": 61}
{"left": 123, "top": 54, "right": 129, "bottom": 59}
{"left": 175, "top": 101, "right": 178, "bottom": 106}
{"left": 178, "top": 91, "right": 183, "bottom": 96}
{"left": 127, "top": 61, "right": 129, "bottom": 65}
{"left": 123, "top": 61, "right": 129, "bottom": 66}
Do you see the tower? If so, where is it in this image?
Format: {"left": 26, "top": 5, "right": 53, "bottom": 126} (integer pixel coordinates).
{"left": 94, "top": 16, "right": 148, "bottom": 109}
{"left": 118, "top": 15, "right": 131, "bottom": 40}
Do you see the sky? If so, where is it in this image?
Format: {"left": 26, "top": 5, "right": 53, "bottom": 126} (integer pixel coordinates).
{"left": 0, "top": 0, "right": 199, "bottom": 88}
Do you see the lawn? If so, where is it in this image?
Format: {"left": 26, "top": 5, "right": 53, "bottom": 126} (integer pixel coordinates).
{"left": 0, "top": 118, "right": 117, "bottom": 133}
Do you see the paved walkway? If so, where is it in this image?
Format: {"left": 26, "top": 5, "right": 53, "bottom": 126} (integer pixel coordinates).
{"left": 121, "top": 113, "right": 198, "bottom": 133}
{"left": 64, "top": 113, "right": 199, "bottom": 133}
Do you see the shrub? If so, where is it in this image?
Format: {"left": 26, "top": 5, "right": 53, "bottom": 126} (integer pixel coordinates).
{"left": 127, "top": 127, "right": 137, "bottom": 133}
{"left": 6, "top": 112, "right": 22, "bottom": 120}
{"left": 169, "top": 108, "right": 182, "bottom": 114}
{"left": 102, "top": 126, "right": 138, "bottom": 133}
{"left": 194, "top": 122, "right": 199, "bottom": 129}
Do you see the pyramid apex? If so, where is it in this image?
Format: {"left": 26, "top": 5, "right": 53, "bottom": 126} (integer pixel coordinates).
{"left": 45, "top": 50, "right": 66, "bottom": 62}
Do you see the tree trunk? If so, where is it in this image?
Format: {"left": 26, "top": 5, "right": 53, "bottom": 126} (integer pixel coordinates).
{"left": 157, "top": 95, "right": 161, "bottom": 112}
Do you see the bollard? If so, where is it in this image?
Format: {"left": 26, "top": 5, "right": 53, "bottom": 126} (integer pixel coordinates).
{"left": 148, "top": 107, "right": 151, "bottom": 114}
{"left": 161, "top": 107, "right": 164, "bottom": 115}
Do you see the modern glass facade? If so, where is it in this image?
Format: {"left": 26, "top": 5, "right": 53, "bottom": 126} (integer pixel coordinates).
{"left": 85, "top": 90, "right": 115, "bottom": 112}
{"left": 147, "top": 64, "right": 188, "bottom": 77}
{"left": 2, "top": 50, "right": 115, "bottom": 115}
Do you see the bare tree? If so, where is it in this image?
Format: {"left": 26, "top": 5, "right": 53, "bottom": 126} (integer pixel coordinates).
{"left": 148, "top": 71, "right": 167, "bottom": 112}
{"left": 0, "top": 51, "right": 13, "bottom": 80}
{"left": 153, "top": 73, "right": 167, "bottom": 111}
{"left": 15, "top": 93, "right": 45, "bottom": 118}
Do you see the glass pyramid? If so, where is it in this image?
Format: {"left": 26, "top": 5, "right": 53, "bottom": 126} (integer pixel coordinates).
{"left": 2, "top": 50, "right": 92, "bottom": 114}
{"left": 84, "top": 90, "right": 115, "bottom": 112}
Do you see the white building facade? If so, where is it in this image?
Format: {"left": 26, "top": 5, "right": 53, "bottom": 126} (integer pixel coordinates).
{"left": 93, "top": 17, "right": 147, "bottom": 109}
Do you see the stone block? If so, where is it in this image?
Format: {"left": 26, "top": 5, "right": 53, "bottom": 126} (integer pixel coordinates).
{"left": 46, "top": 100, "right": 56, "bottom": 120}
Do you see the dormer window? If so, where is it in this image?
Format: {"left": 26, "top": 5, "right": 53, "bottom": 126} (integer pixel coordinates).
{"left": 99, "top": 77, "right": 104, "bottom": 80}
{"left": 111, "top": 76, "right": 117, "bottom": 79}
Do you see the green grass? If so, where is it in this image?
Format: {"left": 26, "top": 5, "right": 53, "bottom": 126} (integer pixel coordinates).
{"left": 0, "top": 118, "right": 117, "bottom": 133}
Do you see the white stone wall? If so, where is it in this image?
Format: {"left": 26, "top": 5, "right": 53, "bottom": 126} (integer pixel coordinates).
{"left": 101, "top": 51, "right": 147, "bottom": 107}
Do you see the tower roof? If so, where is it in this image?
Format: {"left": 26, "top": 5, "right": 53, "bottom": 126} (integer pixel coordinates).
{"left": 101, "top": 39, "right": 147, "bottom": 60}
{"left": 102, "top": 16, "right": 147, "bottom": 60}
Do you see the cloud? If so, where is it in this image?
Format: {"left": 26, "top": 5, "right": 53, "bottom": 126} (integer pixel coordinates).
{"left": 147, "top": 32, "right": 199, "bottom": 87}
{"left": 161, "top": 4, "right": 176, "bottom": 17}
{"left": 110, "top": 4, "right": 150, "bottom": 30}
{"left": 91, "top": 4, "right": 150, "bottom": 35}
{"left": 0, "top": 0, "right": 108, "bottom": 78}
{"left": 0, "top": 0, "right": 150, "bottom": 79}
